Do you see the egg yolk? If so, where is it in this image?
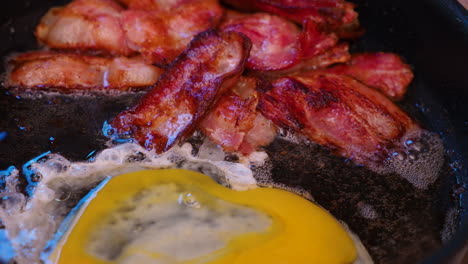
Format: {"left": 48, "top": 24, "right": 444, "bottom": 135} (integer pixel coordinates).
{"left": 51, "top": 169, "right": 357, "bottom": 264}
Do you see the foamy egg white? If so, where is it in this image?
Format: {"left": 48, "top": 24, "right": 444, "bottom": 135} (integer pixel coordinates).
{"left": 0, "top": 142, "right": 373, "bottom": 264}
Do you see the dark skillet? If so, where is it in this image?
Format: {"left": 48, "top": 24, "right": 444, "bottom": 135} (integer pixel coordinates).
{"left": 0, "top": 0, "right": 467, "bottom": 263}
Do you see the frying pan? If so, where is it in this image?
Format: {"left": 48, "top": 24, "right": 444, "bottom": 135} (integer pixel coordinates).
{"left": 0, "top": 0, "right": 467, "bottom": 263}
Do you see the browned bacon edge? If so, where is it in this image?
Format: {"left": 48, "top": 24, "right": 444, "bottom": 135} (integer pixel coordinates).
{"left": 220, "top": 11, "right": 344, "bottom": 73}
{"left": 320, "top": 52, "right": 414, "bottom": 100}
{"left": 221, "top": 0, "right": 362, "bottom": 38}
{"left": 248, "top": 42, "right": 350, "bottom": 80}
{"left": 200, "top": 76, "right": 276, "bottom": 155}
{"left": 3, "top": 51, "right": 163, "bottom": 93}
{"left": 109, "top": 30, "right": 252, "bottom": 152}
{"left": 258, "top": 73, "right": 420, "bottom": 165}
{"left": 35, "top": 0, "right": 224, "bottom": 66}
{"left": 220, "top": 12, "right": 301, "bottom": 71}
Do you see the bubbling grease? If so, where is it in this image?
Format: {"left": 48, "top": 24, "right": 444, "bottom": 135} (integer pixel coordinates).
{"left": 0, "top": 126, "right": 445, "bottom": 264}
{"left": 270, "top": 128, "right": 445, "bottom": 190}
{"left": 381, "top": 129, "right": 445, "bottom": 189}
{"left": 0, "top": 139, "right": 376, "bottom": 264}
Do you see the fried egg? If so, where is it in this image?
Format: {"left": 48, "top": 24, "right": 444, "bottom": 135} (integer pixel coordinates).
{"left": 0, "top": 142, "right": 373, "bottom": 264}
{"left": 49, "top": 169, "right": 356, "bottom": 264}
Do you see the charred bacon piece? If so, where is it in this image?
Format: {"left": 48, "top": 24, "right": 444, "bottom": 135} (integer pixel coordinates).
{"left": 4, "top": 51, "right": 162, "bottom": 91}
{"left": 221, "top": 11, "right": 345, "bottom": 72}
{"left": 200, "top": 76, "right": 276, "bottom": 155}
{"left": 110, "top": 30, "right": 251, "bottom": 152}
{"left": 258, "top": 73, "right": 420, "bottom": 165}
{"left": 322, "top": 53, "right": 414, "bottom": 100}
{"left": 221, "top": 0, "right": 360, "bottom": 38}
{"left": 36, "top": 0, "right": 223, "bottom": 65}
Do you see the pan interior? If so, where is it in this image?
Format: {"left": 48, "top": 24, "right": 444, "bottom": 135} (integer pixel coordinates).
{"left": 0, "top": 0, "right": 467, "bottom": 263}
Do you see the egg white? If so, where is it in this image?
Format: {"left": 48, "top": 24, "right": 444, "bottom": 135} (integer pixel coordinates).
{"left": 0, "top": 141, "right": 373, "bottom": 264}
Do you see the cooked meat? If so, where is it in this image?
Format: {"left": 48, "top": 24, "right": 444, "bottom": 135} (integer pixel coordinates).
{"left": 109, "top": 30, "right": 251, "bottom": 152}
{"left": 221, "top": 12, "right": 301, "bottom": 71}
{"left": 200, "top": 76, "right": 276, "bottom": 155}
{"left": 35, "top": 0, "right": 132, "bottom": 56}
{"left": 321, "top": 53, "right": 414, "bottom": 100}
{"left": 257, "top": 43, "right": 350, "bottom": 79}
{"left": 258, "top": 73, "right": 420, "bottom": 165}
{"left": 5, "top": 51, "right": 162, "bottom": 91}
{"left": 221, "top": 0, "right": 360, "bottom": 38}
{"left": 238, "top": 113, "right": 277, "bottom": 155}
{"left": 221, "top": 11, "right": 347, "bottom": 72}
{"left": 36, "top": 0, "right": 223, "bottom": 65}
{"left": 122, "top": 0, "right": 224, "bottom": 65}
{"left": 295, "top": 42, "right": 350, "bottom": 71}
{"left": 300, "top": 19, "right": 338, "bottom": 59}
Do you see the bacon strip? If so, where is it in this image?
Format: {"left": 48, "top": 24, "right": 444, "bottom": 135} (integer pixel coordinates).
{"left": 122, "top": 0, "right": 224, "bottom": 64}
{"left": 221, "top": 12, "right": 300, "bottom": 71}
{"left": 36, "top": 0, "right": 223, "bottom": 65}
{"left": 221, "top": 11, "right": 346, "bottom": 72}
{"left": 258, "top": 73, "right": 420, "bottom": 165}
{"left": 257, "top": 43, "right": 350, "bottom": 79}
{"left": 110, "top": 30, "right": 251, "bottom": 152}
{"left": 4, "top": 51, "right": 163, "bottom": 91}
{"left": 35, "top": 0, "right": 132, "bottom": 56}
{"left": 296, "top": 42, "right": 350, "bottom": 71}
{"left": 221, "top": 0, "right": 360, "bottom": 38}
{"left": 322, "top": 53, "right": 414, "bottom": 100}
{"left": 200, "top": 76, "right": 276, "bottom": 155}
{"left": 300, "top": 19, "right": 338, "bottom": 59}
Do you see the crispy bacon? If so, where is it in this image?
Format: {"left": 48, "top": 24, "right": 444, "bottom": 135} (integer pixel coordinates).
{"left": 4, "top": 51, "right": 162, "bottom": 91}
{"left": 221, "top": 11, "right": 345, "bottom": 72}
{"left": 221, "top": 12, "right": 300, "bottom": 71}
{"left": 122, "top": 0, "right": 224, "bottom": 64}
{"left": 221, "top": 0, "right": 361, "bottom": 38}
{"left": 257, "top": 43, "right": 350, "bottom": 79}
{"left": 110, "top": 30, "right": 251, "bottom": 152}
{"left": 36, "top": 0, "right": 223, "bottom": 65}
{"left": 200, "top": 76, "right": 276, "bottom": 154}
{"left": 35, "top": 0, "right": 132, "bottom": 56}
{"left": 258, "top": 73, "right": 420, "bottom": 164}
{"left": 322, "top": 53, "right": 414, "bottom": 100}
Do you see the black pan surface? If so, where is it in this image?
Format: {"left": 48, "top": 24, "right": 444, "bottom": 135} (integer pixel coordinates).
{"left": 0, "top": 0, "right": 467, "bottom": 263}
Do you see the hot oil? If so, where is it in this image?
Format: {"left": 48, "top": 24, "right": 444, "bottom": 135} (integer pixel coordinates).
{"left": 0, "top": 89, "right": 462, "bottom": 264}
{"left": 252, "top": 131, "right": 456, "bottom": 263}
